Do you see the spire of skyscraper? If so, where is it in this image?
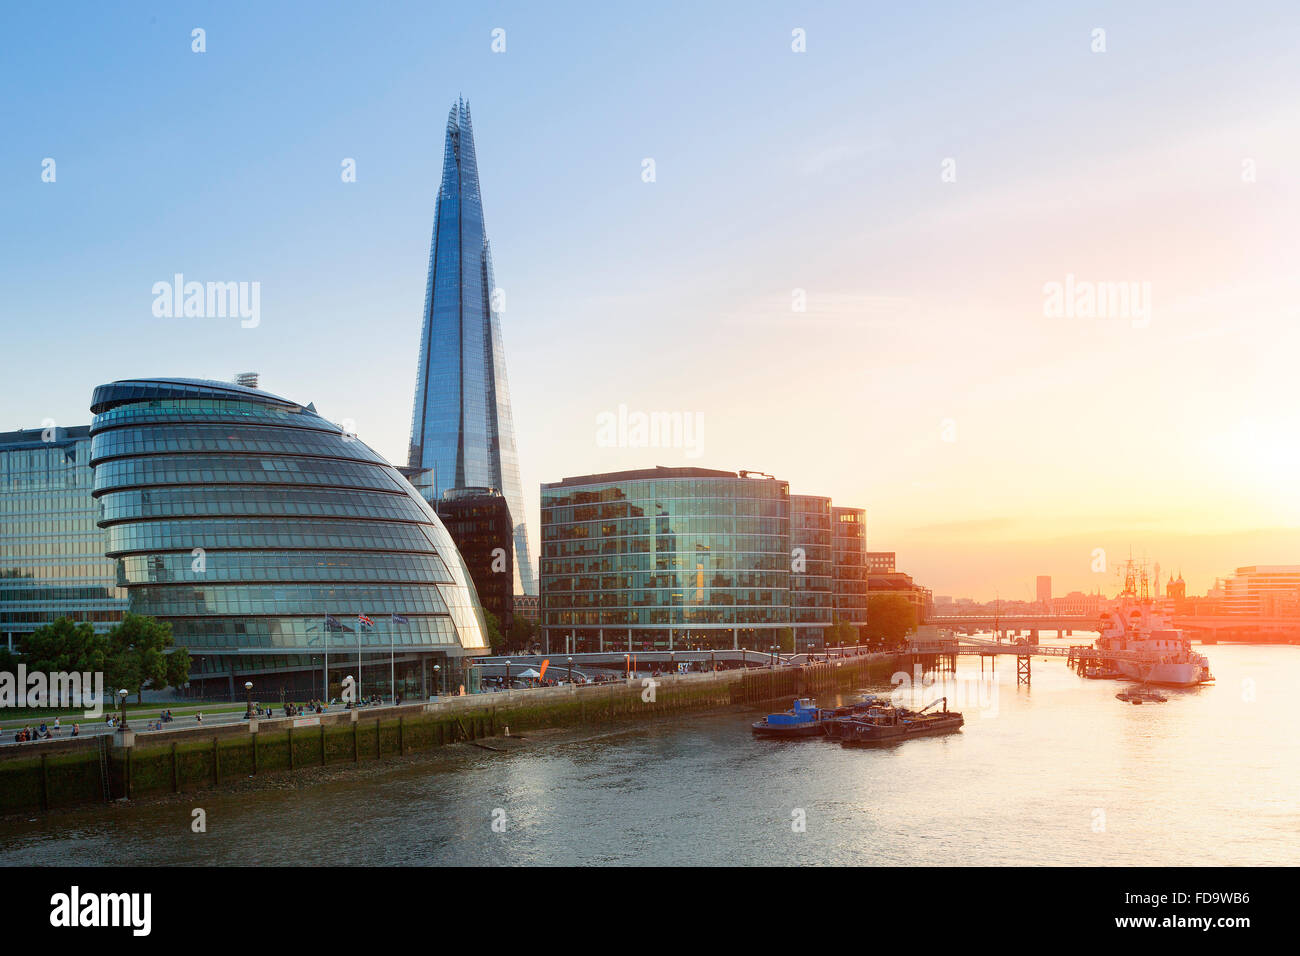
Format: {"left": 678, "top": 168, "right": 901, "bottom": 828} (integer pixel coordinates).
{"left": 408, "top": 98, "right": 536, "bottom": 595}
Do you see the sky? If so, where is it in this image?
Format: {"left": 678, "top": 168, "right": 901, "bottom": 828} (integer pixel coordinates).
{"left": 2, "top": 1, "right": 1298, "bottom": 601}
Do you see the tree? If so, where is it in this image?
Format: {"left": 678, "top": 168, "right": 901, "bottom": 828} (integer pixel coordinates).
{"left": 105, "top": 614, "right": 190, "bottom": 703}
{"left": 20, "top": 617, "right": 109, "bottom": 674}
{"left": 827, "top": 618, "right": 858, "bottom": 650}
{"left": 507, "top": 615, "right": 536, "bottom": 652}
{"left": 481, "top": 610, "right": 507, "bottom": 655}
{"left": 864, "top": 593, "right": 917, "bottom": 649}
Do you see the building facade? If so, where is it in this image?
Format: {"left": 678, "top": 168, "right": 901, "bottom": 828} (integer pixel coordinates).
{"left": 540, "top": 467, "right": 790, "bottom": 653}
{"left": 0, "top": 426, "right": 128, "bottom": 650}
{"left": 88, "top": 377, "right": 489, "bottom": 699}
{"left": 434, "top": 487, "right": 514, "bottom": 633}
{"left": 1220, "top": 566, "right": 1300, "bottom": 616}
{"left": 406, "top": 98, "right": 535, "bottom": 596}
{"left": 789, "top": 495, "right": 833, "bottom": 651}
{"left": 831, "top": 507, "right": 869, "bottom": 635}
{"left": 868, "top": 569, "right": 933, "bottom": 625}
{"left": 866, "top": 551, "right": 895, "bottom": 574}
{"left": 513, "top": 593, "right": 539, "bottom": 627}
{"left": 1036, "top": 574, "right": 1052, "bottom": 605}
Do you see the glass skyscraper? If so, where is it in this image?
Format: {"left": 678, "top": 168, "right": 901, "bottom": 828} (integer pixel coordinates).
{"left": 0, "top": 426, "right": 128, "bottom": 650}
{"left": 88, "top": 377, "right": 488, "bottom": 698}
{"left": 407, "top": 98, "right": 535, "bottom": 596}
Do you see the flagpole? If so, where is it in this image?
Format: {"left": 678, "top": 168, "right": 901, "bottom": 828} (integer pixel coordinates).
{"left": 323, "top": 615, "right": 328, "bottom": 705}
{"left": 357, "top": 614, "right": 362, "bottom": 701}
{"left": 390, "top": 618, "right": 395, "bottom": 702}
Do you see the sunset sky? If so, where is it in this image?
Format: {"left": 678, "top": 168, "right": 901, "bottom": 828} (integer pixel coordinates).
{"left": 3, "top": 1, "right": 1297, "bottom": 600}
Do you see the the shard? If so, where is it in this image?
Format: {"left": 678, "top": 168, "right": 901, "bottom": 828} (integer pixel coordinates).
{"left": 407, "top": 98, "right": 536, "bottom": 595}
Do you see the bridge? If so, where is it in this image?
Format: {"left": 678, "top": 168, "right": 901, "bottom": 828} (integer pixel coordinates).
{"left": 931, "top": 612, "right": 1300, "bottom": 642}
{"left": 927, "top": 614, "right": 1094, "bottom": 634}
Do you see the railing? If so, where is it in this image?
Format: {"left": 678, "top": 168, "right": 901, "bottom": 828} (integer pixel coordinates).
{"left": 907, "top": 639, "right": 1166, "bottom": 663}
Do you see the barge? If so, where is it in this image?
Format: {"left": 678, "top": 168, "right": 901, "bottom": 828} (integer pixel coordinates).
{"left": 836, "top": 697, "right": 964, "bottom": 747}
{"left": 751, "top": 696, "right": 886, "bottom": 739}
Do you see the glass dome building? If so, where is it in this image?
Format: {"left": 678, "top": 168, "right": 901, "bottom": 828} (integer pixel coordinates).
{"left": 88, "top": 377, "right": 488, "bottom": 698}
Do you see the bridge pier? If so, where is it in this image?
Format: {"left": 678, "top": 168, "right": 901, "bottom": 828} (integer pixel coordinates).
{"left": 1017, "top": 655, "right": 1031, "bottom": 685}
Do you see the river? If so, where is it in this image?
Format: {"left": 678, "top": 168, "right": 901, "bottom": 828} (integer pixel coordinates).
{"left": 1, "top": 640, "right": 1295, "bottom": 865}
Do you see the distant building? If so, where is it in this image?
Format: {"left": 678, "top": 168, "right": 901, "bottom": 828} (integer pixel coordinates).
{"left": 1166, "top": 572, "right": 1187, "bottom": 601}
{"left": 1036, "top": 575, "right": 1051, "bottom": 605}
{"left": 867, "top": 569, "right": 932, "bottom": 624}
{"left": 0, "top": 426, "right": 128, "bottom": 650}
{"left": 831, "top": 507, "right": 869, "bottom": 635}
{"left": 1220, "top": 566, "right": 1300, "bottom": 616}
{"left": 1050, "top": 590, "right": 1102, "bottom": 617}
{"left": 434, "top": 487, "right": 514, "bottom": 632}
{"left": 234, "top": 372, "right": 259, "bottom": 389}
{"left": 513, "top": 593, "right": 539, "bottom": 626}
{"left": 866, "top": 551, "right": 895, "bottom": 573}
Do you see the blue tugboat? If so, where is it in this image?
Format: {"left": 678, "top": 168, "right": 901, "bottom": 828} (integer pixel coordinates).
{"left": 751, "top": 698, "right": 828, "bottom": 738}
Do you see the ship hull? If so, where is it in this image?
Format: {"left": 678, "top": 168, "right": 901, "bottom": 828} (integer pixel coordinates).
{"left": 839, "top": 714, "right": 964, "bottom": 747}
{"left": 751, "top": 720, "right": 826, "bottom": 738}
{"left": 1116, "top": 660, "right": 1209, "bottom": 687}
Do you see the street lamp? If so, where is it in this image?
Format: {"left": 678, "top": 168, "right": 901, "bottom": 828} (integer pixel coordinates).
{"left": 117, "top": 688, "right": 129, "bottom": 732}
{"left": 770, "top": 644, "right": 776, "bottom": 667}
{"left": 566, "top": 657, "right": 573, "bottom": 684}
{"left": 504, "top": 660, "right": 511, "bottom": 688}
{"left": 244, "top": 680, "right": 254, "bottom": 719}
{"left": 433, "top": 663, "right": 441, "bottom": 697}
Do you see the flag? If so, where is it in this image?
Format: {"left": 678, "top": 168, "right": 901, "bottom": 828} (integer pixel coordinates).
{"left": 324, "top": 615, "right": 341, "bottom": 631}
{"left": 539, "top": 659, "right": 549, "bottom": 681}
{"left": 391, "top": 614, "right": 409, "bottom": 625}
{"left": 358, "top": 614, "right": 374, "bottom": 629}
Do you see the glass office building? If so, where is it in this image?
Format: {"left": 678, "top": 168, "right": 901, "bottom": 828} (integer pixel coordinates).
{"left": 789, "top": 495, "right": 833, "bottom": 650}
{"left": 831, "top": 506, "right": 869, "bottom": 635}
{"left": 407, "top": 98, "right": 536, "bottom": 596}
{"left": 88, "top": 377, "right": 488, "bottom": 698}
{"left": 540, "top": 467, "right": 790, "bottom": 653}
{"left": 0, "top": 426, "right": 128, "bottom": 650}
